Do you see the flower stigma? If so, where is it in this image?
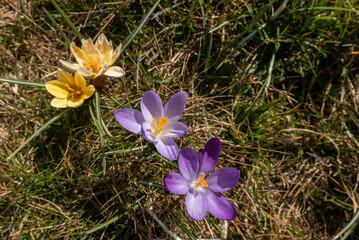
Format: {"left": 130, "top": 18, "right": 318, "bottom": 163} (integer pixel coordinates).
{"left": 66, "top": 85, "right": 82, "bottom": 100}
{"left": 153, "top": 117, "right": 168, "bottom": 134}
{"left": 195, "top": 173, "right": 208, "bottom": 188}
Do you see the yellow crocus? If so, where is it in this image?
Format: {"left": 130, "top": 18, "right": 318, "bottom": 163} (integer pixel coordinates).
{"left": 60, "top": 33, "right": 125, "bottom": 87}
{"left": 45, "top": 69, "right": 95, "bottom": 108}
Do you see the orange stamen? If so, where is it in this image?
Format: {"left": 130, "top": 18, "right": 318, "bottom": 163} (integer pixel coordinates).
{"left": 153, "top": 117, "right": 168, "bottom": 134}
{"left": 68, "top": 89, "right": 82, "bottom": 99}
{"left": 195, "top": 173, "right": 208, "bottom": 188}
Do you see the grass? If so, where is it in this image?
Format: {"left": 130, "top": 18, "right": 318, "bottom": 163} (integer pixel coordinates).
{"left": 1, "top": 0, "right": 359, "bottom": 239}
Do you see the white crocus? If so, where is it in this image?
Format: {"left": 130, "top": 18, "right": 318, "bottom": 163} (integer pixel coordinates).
{"left": 60, "top": 33, "right": 125, "bottom": 87}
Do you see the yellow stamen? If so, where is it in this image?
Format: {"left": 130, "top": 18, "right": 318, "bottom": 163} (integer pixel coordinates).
{"left": 153, "top": 117, "right": 168, "bottom": 134}
{"left": 195, "top": 173, "right": 208, "bottom": 188}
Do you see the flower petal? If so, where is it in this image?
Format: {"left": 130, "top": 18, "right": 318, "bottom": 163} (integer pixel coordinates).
{"left": 80, "top": 39, "right": 105, "bottom": 74}
{"left": 178, "top": 147, "right": 199, "bottom": 181}
{"left": 94, "top": 61, "right": 109, "bottom": 79}
{"left": 164, "top": 91, "right": 187, "bottom": 121}
{"left": 74, "top": 73, "right": 87, "bottom": 90}
{"left": 77, "top": 66, "right": 96, "bottom": 78}
{"left": 206, "top": 168, "right": 240, "bottom": 192}
{"left": 95, "top": 33, "right": 113, "bottom": 63}
{"left": 155, "top": 137, "right": 179, "bottom": 160}
{"left": 57, "top": 69, "right": 75, "bottom": 85}
{"left": 60, "top": 60, "right": 79, "bottom": 71}
{"left": 164, "top": 121, "right": 189, "bottom": 138}
{"left": 104, "top": 66, "right": 125, "bottom": 78}
{"left": 83, "top": 85, "right": 95, "bottom": 99}
{"left": 141, "top": 121, "right": 156, "bottom": 142}
{"left": 70, "top": 42, "right": 86, "bottom": 66}
{"left": 45, "top": 80, "right": 69, "bottom": 98}
{"left": 198, "top": 138, "right": 221, "bottom": 175}
{"left": 206, "top": 191, "right": 237, "bottom": 220}
{"left": 141, "top": 91, "right": 164, "bottom": 122}
{"left": 115, "top": 109, "right": 145, "bottom": 134}
{"left": 67, "top": 97, "right": 84, "bottom": 108}
{"left": 109, "top": 44, "right": 122, "bottom": 66}
{"left": 50, "top": 98, "right": 67, "bottom": 108}
{"left": 164, "top": 172, "right": 189, "bottom": 195}
{"left": 185, "top": 192, "right": 207, "bottom": 221}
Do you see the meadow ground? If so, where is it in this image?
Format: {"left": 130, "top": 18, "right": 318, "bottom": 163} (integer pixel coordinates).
{"left": 1, "top": 0, "right": 359, "bottom": 239}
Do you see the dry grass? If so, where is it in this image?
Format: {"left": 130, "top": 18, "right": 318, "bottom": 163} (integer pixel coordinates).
{"left": 1, "top": 0, "right": 359, "bottom": 239}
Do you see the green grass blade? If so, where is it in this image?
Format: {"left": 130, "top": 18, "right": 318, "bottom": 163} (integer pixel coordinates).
{"left": 49, "top": 0, "right": 82, "bottom": 41}
{"left": 334, "top": 210, "right": 359, "bottom": 240}
{"left": 84, "top": 215, "right": 120, "bottom": 235}
{"left": 121, "top": 0, "right": 161, "bottom": 53}
{"left": 105, "top": 146, "right": 147, "bottom": 155}
{"left": 269, "top": 0, "right": 289, "bottom": 23}
{"left": 88, "top": 104, "right": 105, "bottom": 136}
{"left": 7, "top": 108, "right": 72, "bottom": 160}
{"left": 83, "top": 196, "right": 144, "bottom": 235}
{"left": 235, "top": 53, "right": 275, "bottom": 124}
{"left": 43, "top": 7, "right": 70, "bottom": 47}
{"left": 94, "top": 91, "right": 106, "bottom": 175}
{"left": 229, "top": 5, "right": 268, "bottom": 48}
{"left": 102, "top": 89, "right": 128, "bottom": 108}
{"left": 138, "top": 180, "right": 165, "bottom": 189}
{"left": 0, "top": 77, "right": 45, "bottom": 87}
{"left": 216, "top": 5, "right": 268, "bottom": 70}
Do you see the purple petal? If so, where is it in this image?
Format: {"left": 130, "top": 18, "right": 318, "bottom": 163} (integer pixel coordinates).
{"left": 141, "top": 122, "right": 156, "bottom": 142}
{"left": 198, "top": 138, "right": 221, "bottom": 175}
{"left": 206, "top": 168, "right": 240, "bottom": 192}
{"left": 185, "top": 192, "right": 207, "bottom": 221}
{"left": 155, "top": 137, "right": 179, "bottom": 160}
{"left": 206, "top": 191, "right": 237, "bottom": 220}
{"left": 164, "top": 121, "right": 189, "bottom": 138}
{"left": 178, "top": 147, "right": 199, "bottom": 181}
{"left": 164, "top": 172, "right": 189, "bottom": 195}
{"left": 164, "top": 91, "right": 187, "bottom": 121}
{"left": 141, "top": 91, "right": 164, "bottom": 122}
{"left": 115, "top": 109, "right": 145, "bottom": 134}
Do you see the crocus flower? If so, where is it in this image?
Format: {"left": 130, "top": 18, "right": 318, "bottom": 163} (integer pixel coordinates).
{"left": 115, "top": 91, "right": 188, "bottom": 160}
{"left": 164, "top": 138, "right": 239, "bottom": 221}
{"left": 60, "top": 33, "right": 125, "bottom": 87}
{"left": 45, "top": 69, "right": 95, "bottom": 108}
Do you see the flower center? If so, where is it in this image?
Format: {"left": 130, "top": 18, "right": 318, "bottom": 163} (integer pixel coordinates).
{"left": 67, "top": 87, "right": 82, "bottom": 100}
{"left": 195, "top": 173, "right": 208, "bottom": 188}
{"left": 84, "top": 62, "right": 94, "bottom": 72}
{"left": 153, "top": 117, "right": 167, "bottom": 134}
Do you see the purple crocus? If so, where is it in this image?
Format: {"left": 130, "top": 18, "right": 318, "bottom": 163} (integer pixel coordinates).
{"left": 164, "top": 138, "right": 239, "bottom": 221}
{"left": 115, "top": 91, "right": 188, "bottom": 160}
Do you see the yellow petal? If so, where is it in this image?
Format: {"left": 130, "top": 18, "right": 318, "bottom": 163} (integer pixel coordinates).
{"left": 67, "top": 97, "right": 84, "bottom": 108}
{"left": 88, "top": 48, "right": 104, "bottom": 73}
{"left": 77, "top": 67, "right": 96, "bottom": 79}
{"left": 80, "top": 38, "right": 104, "bottom": 73}
{"left": 94, "top": 62, "right": 109, "bottom": 79}
{"left": 60, "top": 59, "right": 79, "bottom": 71}
{"left": 95, "top": 33, "right": 113, "bottom": 63}
{"left": 81, "top": 38, "right": 94, "bottom": 53}
{"left": 50, "top": 98, "right": 68, "bottom": 108}
{"left": 57, "top": 69, "right": 75, "bottom": 86}
{"left": 70, "top": 42, "right": 88, "bottom": 66}
{"left": 74, "top": 72, "right": 87, "bottom": 90}
{"left": 45, "top": 80, "right": 69, "bottom": 98}
{"left": 82, "top": 85, "right": 95, "bottom": 99}
{"left": 109, "top": 44, "right": 121, "bottom": 66}
{"left": 104, "top": 66, "right": 125, "bottom": 78}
